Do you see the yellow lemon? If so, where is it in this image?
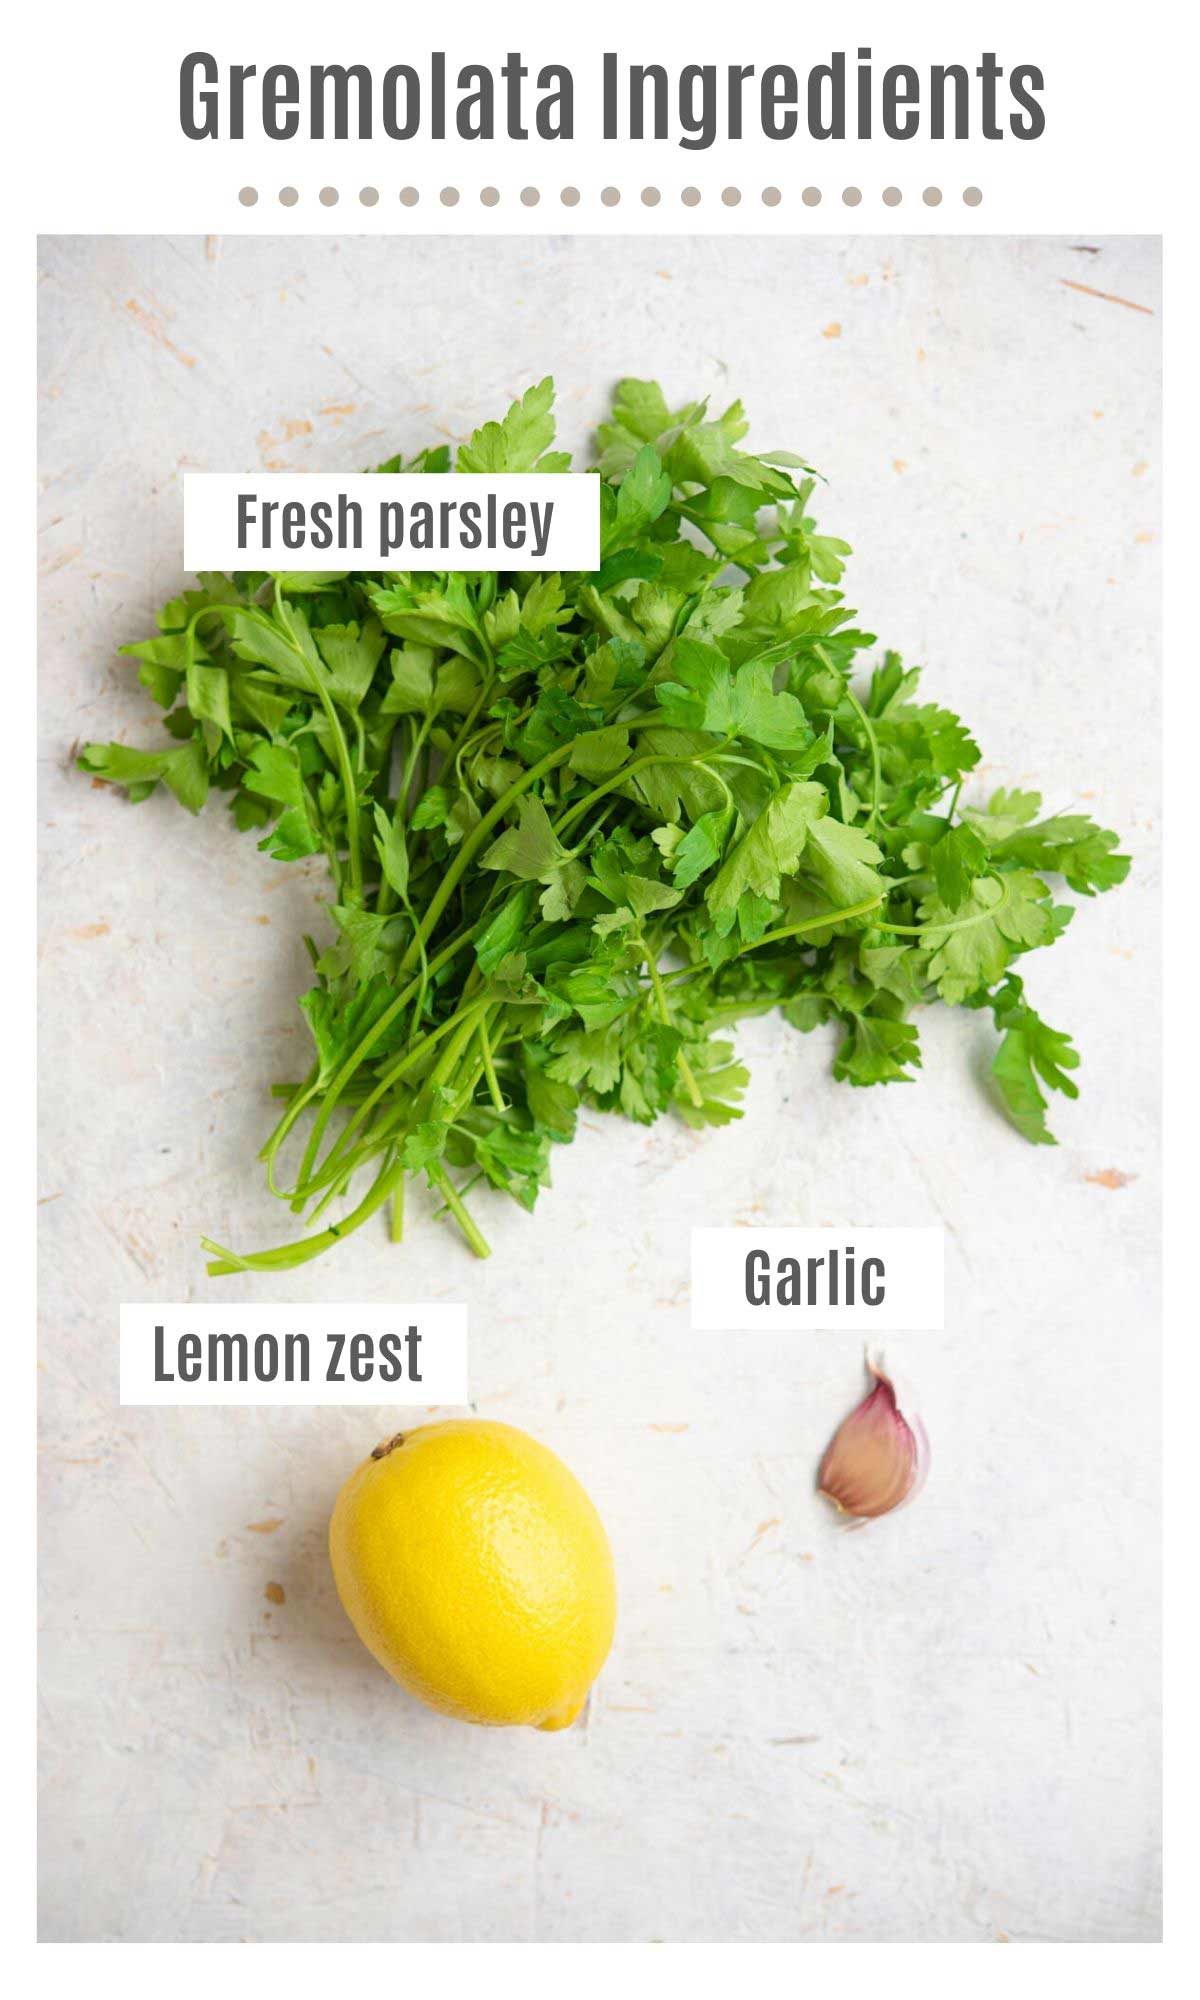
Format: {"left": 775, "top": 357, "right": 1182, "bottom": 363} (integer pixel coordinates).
{"left": 329, "top": 1418, "right": 616, "bottom": 1730}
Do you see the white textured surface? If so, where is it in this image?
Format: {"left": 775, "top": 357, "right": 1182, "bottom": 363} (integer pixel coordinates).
{"left": 38, "top": 234, "right": 1161, "bottom": 1943}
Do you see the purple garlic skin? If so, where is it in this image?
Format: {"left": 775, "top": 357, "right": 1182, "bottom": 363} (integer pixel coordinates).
{"left": 818, "top": 1363, "right": 929, "bottom": 1520}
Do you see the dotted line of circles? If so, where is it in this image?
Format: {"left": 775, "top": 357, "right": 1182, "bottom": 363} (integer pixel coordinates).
{"left": 241, "top": 184, "right": 983, "bottom": 210}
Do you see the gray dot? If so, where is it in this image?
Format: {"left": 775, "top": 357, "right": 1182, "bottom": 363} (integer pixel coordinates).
{"left": 761, "top": 186, "right": 782, "bottom": 207}
{"left": 641, "top": 186, "right": 661, "bottom": 207}
{"left": 923, "top": 186, "right": 943, "bottom": 207}
{"left": 520, "top": 186, "right": 540, "bottom": 207}
{"left": 722, "top": 186, "right": 741, "bottom": 207}
{"left": 883, "top": 186, "right": 902, "bottom": 207}
{"left": 319, "top": 186, "right": 339, "bottom": 208}
{"left": 400, "top": 187, "right": 419, "bottom": 208}
{"left": 278, "top": 187, "right": 299, "bottom": 207}
{"left": 480, "top": 186, "right": 500, "bottom": 207}
{"left": 560, "top": 186, "right": 580, "bottom": 206}
{"left": 238, "top": 186, "right": 258, "bottom": 208}
{"left": 802, "top": 186, "right": 821, "bottom": 208}
{"left": 963, "top": 185, "right": 983, "bottom": 207}
{"left": 601, "top": 186, "right": 621, "bottom": 207}
{"left": 359, "top": 186, "right": 379, "bottom": 208}
{"left": 842, "top": 186, "right": 862, "bottom": 207}
{"left": 681, "top": 187, "right": 701, "bottom": 207}
{"left": 440, "top": 187, "right": 459, "bottom": 207}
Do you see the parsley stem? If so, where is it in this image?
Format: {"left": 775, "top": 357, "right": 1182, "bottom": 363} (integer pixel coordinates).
{"left": 283, "top": 928, "right": 476, "bottom": 1201}
{"left": 561, "top": 801, "right": 619, "bottom": 853}
{"left": 208, "top": 1020, "right": 492, "bottom": 1271}
{"left": 877, "top": 883, "right": 1007, "bottom": 939}
{"left": 203, "top": 1150, "right": 406, "bottom": 1275}
{"left": 377, "top": 713, "right": 433, "bottom": 915}
{"left": 401, "top": 709, "right": 435, "bottom": 811}
{"left": 260, "top": 1073, "right": 321, "bottom": 1196}
{"left": 552, "top": 750, "right": 711, "bottom": 842}
{"left": 397, "top": 742, "right": 576, "bottom": 976}
{"left": 271, "top": 584, "right": 365, "bottom": 899}
{"left": 442, "top": 630, "right": 497, "bottom": 765}
{"left": 297, "top": 998, "right": 490, "bottom": 1203}
{"left": 428, "top": 1162, "right": 492, "bottom": 1260}
{"left": 842, "top": 686, "right": 882, "bottom": 829}
{"left": 306, "top": 1122, "right": 405, "bottom": 1221}
{"left": 316, "top": 1038, "right": 499, "bottom": 1216}
{"left": 709, "top": 751, "right": 773, "bottom": 776}
{"left": 453, "top": 720, "right": 503, "bottom": 786}
{"left": 639, "top": 933, "right": 703, "bottom": 1109}
{"left": 478, "top": 1016, "right": 505, "bottom": 1113}
{"left": 739, "top": 893, "right": 885, "bottom": 952}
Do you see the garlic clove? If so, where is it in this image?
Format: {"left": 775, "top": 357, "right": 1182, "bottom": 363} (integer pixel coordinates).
{"left": 817, "top": 1360, "right": 929, "bottom": 1520}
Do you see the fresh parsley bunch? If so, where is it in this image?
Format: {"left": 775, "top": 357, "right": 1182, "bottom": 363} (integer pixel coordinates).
{"left": 81, "top": 379, "right": 1129, "bottom": 1274}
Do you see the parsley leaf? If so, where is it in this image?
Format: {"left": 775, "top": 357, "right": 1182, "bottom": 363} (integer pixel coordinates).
{"left": 655, "top": 641, "right": 814, "bottom": 752}
{"left": 965, "top": 793, "right": 1131, "bottom": 895}
{"left": 833, "top": 1011, "right": 922, "bottom": 1088}
{"left": 707, "top": 783, "right": 826, "bottom": 930}
{"left": 919, "top": 871, "right": 1062, "bottom": 1003}
{"left": 456, "top": 378, "right": 571, "bottom": 474}
{"left": 986, "top": 975, "right": 1081, "bottom": 1145}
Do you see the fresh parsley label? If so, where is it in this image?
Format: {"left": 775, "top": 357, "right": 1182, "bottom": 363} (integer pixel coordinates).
{"left": 185, "top": 472, "right": 600, "bottom": 572}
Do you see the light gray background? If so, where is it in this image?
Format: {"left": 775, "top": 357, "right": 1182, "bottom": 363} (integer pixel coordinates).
{"left": 38, "top": 235, "right": 1160, "bottom": 1943}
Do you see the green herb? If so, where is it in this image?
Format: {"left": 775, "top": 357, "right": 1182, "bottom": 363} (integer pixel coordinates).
{"left": 80, "top": 379, "right": 1129, "bottom": 1273}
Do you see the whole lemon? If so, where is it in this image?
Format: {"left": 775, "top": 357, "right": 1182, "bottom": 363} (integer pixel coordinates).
{"left": 329, "top": 1419, "right": 616, "bottom": 1730}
